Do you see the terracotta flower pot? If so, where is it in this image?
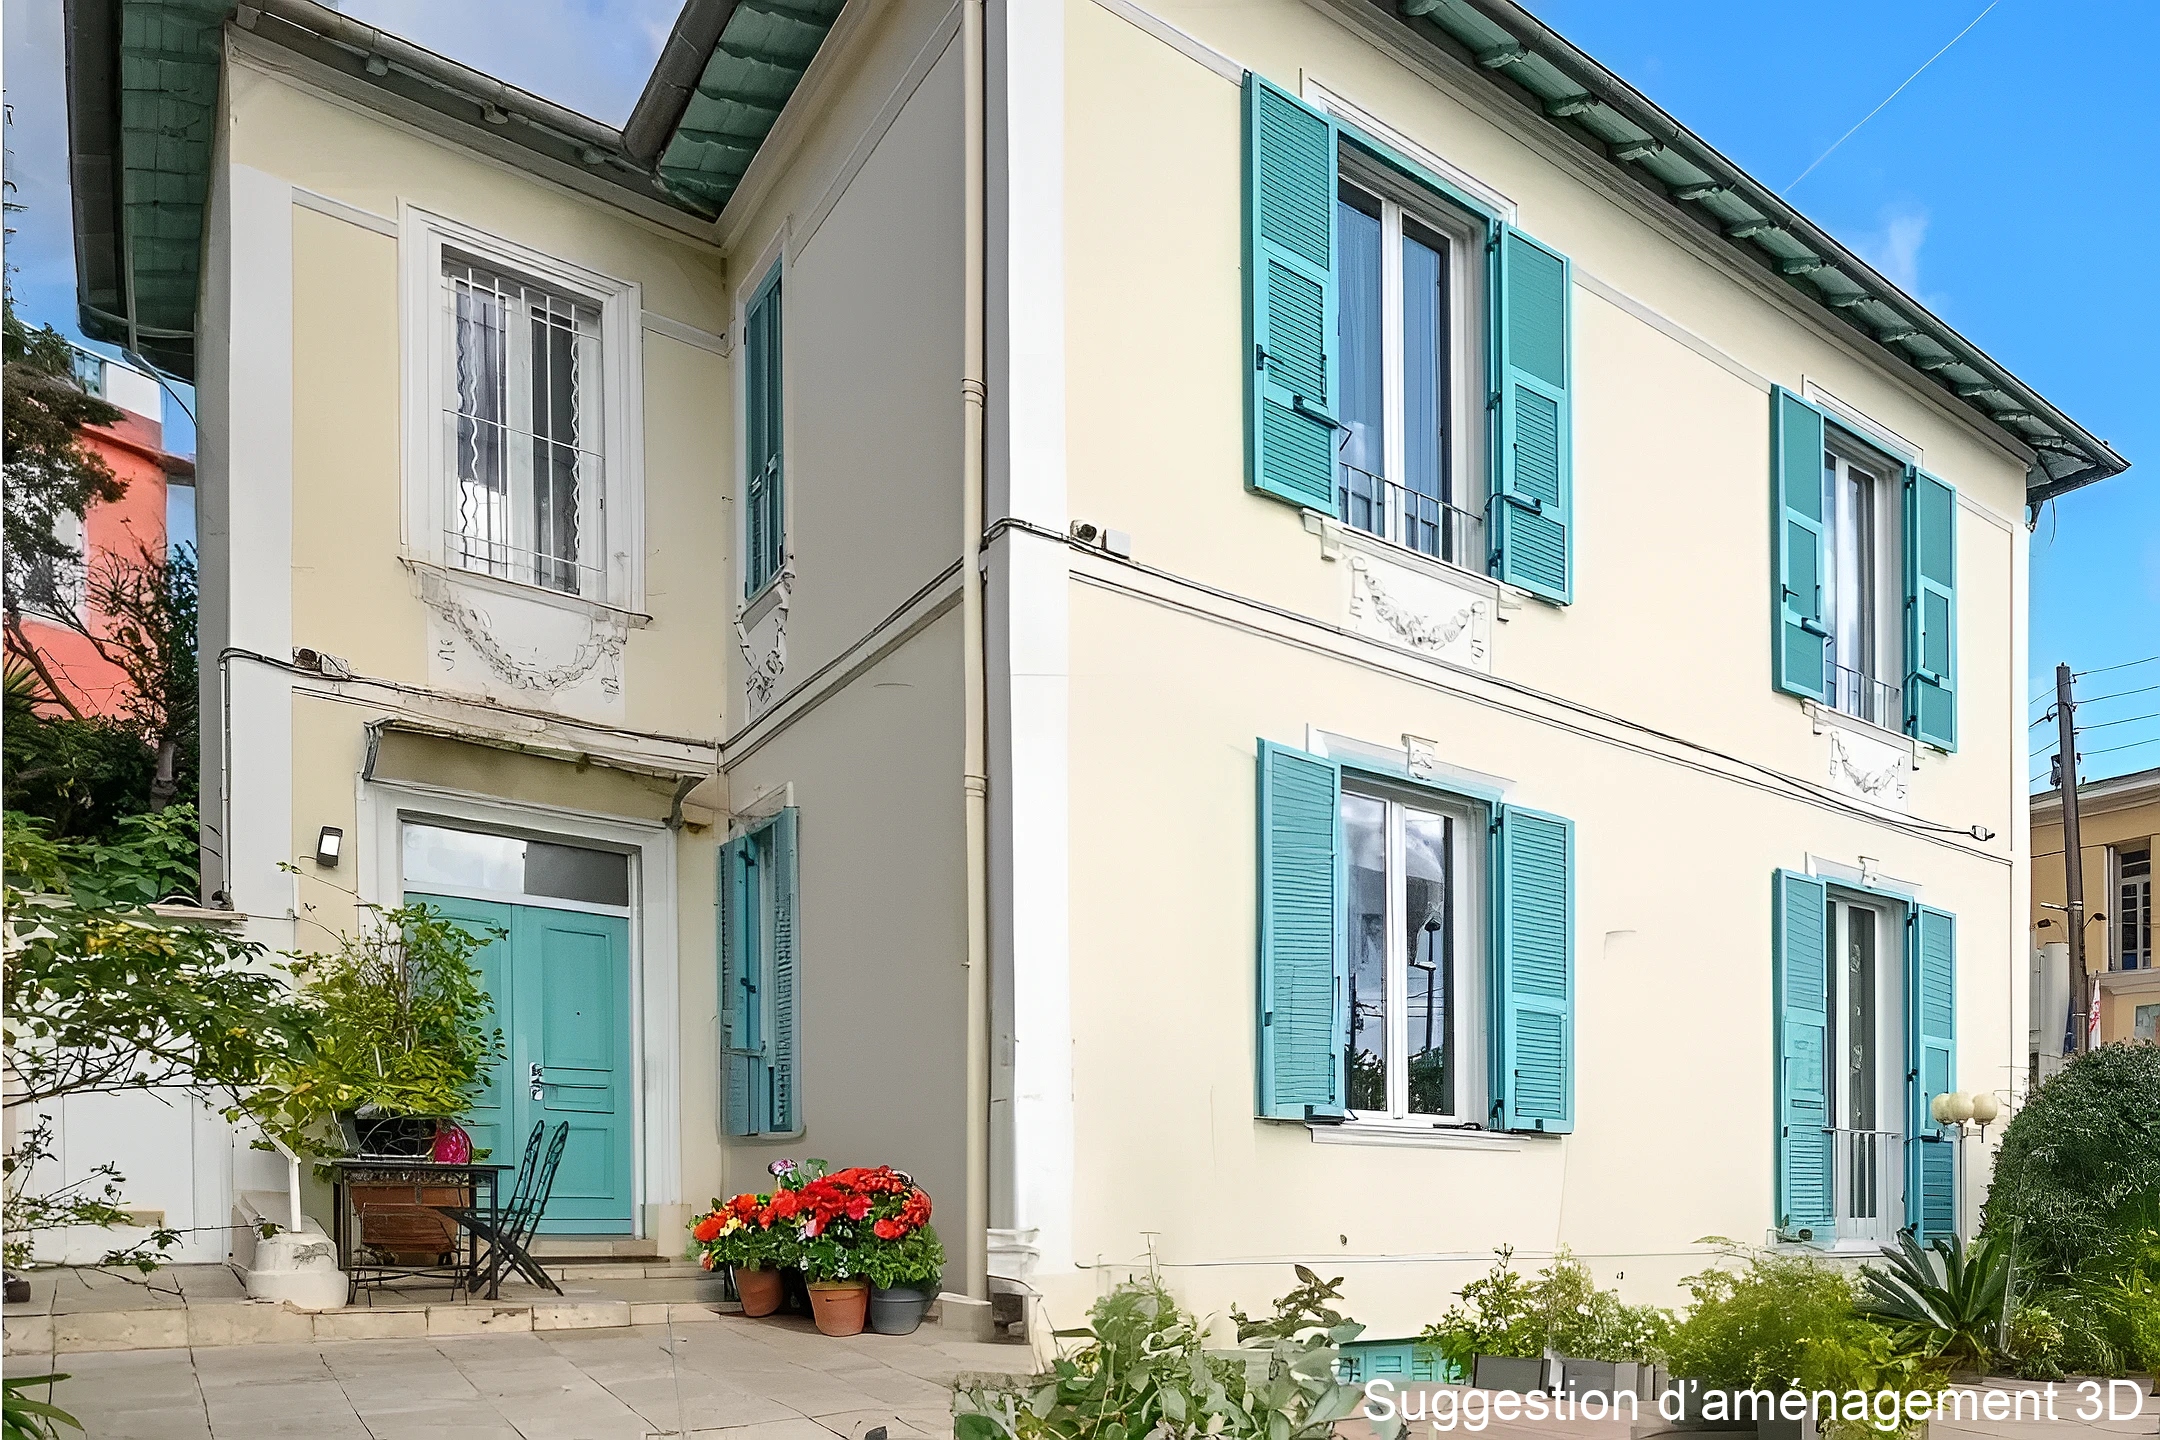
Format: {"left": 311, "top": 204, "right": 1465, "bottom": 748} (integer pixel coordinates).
{"left": 807, "top": 1279, "right": 870, "bottom": 1336}
{"left": 732, "top": 1265, "right": 785, "bottom": 1318}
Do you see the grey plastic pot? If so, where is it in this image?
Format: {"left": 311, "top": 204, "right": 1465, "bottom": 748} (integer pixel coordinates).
{"left": 1471, "top": 1355, "right": 1548, "bottom": 1394}
{"left": 868, "top": 1285, "right": 933, "bottom": 1335}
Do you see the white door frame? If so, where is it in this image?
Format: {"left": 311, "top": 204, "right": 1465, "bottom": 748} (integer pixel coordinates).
{"left": 355, "top": 777, "right": 681, "bottom": 1236}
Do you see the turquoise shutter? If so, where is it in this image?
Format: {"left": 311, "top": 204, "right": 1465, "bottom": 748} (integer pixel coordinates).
{"left": 1492, "top": 226, "right": 1572, "bottom": 602}
{"left": 1256, "top": 741, "right": 1346, "bottom": 1120}
{"left": 1492, "top": 805, "right": 1573, "bottom": 1133}
{"left": 718, "top": 837, "right": 756, "bottom": 1138}
{"left": 1903, "top": 469, "right": 1958, "bottom": 750}
{"left": 1907, "top": 906, "right": 1957, "bottom": 1242}
{"left": 744, "top": 266, "right": 784, "bottom": 595}
{"left": 767, "top": 808, "right": 801, "bottom": 1135}
{"left": 1243, "top": 74, "right": 1340, "bottom": 515}
{"left": 1772, "top": 869, "right": 1832, "bottom": 1239}
{"left": 1771, "top": 388, "right": 1830, "bottom": 702}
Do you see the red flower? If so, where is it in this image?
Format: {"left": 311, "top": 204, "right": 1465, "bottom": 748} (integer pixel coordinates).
{"left": 873, "top": 1219, "right": 903, "bottom": 1241}
{"left": 845, "top": 1195, "right": 871, "bottom": 1221}
{"left": 692, "top": 1214, "right": 724, "bottom": 1243}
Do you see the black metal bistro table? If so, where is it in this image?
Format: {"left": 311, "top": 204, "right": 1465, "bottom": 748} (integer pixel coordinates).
{"left": 328, "top": 1158, "right": 514, "bottom": 1301}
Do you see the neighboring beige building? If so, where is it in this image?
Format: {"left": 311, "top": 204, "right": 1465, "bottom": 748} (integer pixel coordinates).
{"left": 2032, "top": 766, "right": 2160, "bottom": 1055}
{"left": 66, "top": 0, "right": 2132, "bottom": 1337}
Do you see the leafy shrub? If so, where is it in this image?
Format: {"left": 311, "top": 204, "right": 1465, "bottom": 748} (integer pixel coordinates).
{"left": 954, "top": 1277, "right": 1369, "bottom": 1440}
{"left": 2004, "top": 1303, "right": 2067, "bottom": 1380}
{"left": 1665, "top": 1245, "right": 1946, "bottom": 1404}
{"left": 1981, "top": 1044, "right": 2160, "bottom": 1280}
{"left": 251, "top": 904, "right": 505, "bottom": 1151}
{"left": 1230, "top": 1264, "right": 1348, "bottom": 1343}
{"left": 1418, "top": 1247, "right": 1672, "bottom": 1373}
{"left": 1856, "top": 1231, "right": 2012, "bottom": 1369}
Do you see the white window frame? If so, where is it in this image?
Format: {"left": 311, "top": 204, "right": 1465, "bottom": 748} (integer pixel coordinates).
{"left": 2114, "top": 844, "right": 2153, "bottom": 972}
{"left": 1341, "top": 775, "right": 1486, "bottom": 1127}
{"left": 733, "top": 228, "right": 791, "bottom": 612}
{"left": 1335, "top": 149, "right": 1489, "bottom": 577}
{"left": 1820, "top": 430, "right": 1904, "bottom": 731}
{"left": 1824, "top": 889, "right": 1905, "bottom": 1247}
{"left": 400, "top": 205, "right": 645, "bottom": 613}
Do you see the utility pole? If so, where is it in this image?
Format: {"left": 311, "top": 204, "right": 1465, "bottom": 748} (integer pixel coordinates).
{"left": 2053, "top": 663, "right": 2091, "bottom": 1054}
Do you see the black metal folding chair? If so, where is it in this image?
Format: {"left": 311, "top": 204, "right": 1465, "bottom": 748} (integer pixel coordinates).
{"left": 439, "top": 1121, "right": 569, "bottom": 1298}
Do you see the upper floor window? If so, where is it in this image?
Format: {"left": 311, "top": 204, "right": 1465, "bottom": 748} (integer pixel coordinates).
{"left": 445, "top": 258, "right": 603, "bottom": 597}
{"left": 1334, "top": 159, "right": 1486, "bottom": 573}
{"left": 404, "top": 209, "right": 643, "bottom": 612}
{"left": 2118, "top": 845, "right": 2153, "bottom": 971}
{"left": 1821, "top": 436, "right": 1903, "bottom": 729}
{"left": 742, "top": 263, "right": 785, "bottom": 598}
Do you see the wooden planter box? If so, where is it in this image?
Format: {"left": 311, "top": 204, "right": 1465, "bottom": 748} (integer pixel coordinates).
{"left": 349, "top": 1180, "right": 468, "bottom": 1262}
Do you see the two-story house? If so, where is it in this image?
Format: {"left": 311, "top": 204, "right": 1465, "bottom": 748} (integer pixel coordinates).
{"left": 67, "top": 0, "right": 2128, "bottom": 1334}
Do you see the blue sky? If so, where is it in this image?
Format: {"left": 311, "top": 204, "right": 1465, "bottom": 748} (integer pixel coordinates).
{"left": 4, "top": 0, "right": 2152, "bottom": 778}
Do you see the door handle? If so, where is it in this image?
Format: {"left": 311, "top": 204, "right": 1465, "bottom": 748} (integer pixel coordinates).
{"left": 528, "top": 1061, "right": 545, "bottom": 1102}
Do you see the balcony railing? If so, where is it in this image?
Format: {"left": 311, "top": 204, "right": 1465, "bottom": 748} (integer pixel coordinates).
{"left": 1826, "top": 645, "right": 1902, "bottom": 731}
{"left": 1338, "top": 464, "right": 1484, "bottom": 572}
{"left": 1830, "top": 1127, "right": 1904, "bottom": 1245}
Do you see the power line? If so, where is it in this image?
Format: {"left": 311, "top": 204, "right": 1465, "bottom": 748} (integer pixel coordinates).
{"left": 2080, "top": 682, "right": 2160, "bottom": 707}
{"left": 2029, "top": 710, "right": 2160, "bottom": 759}
{"left": 2080, "top": 736, "right": 2160, "bottom": 763}
{"left": 2074, "top": 654, "right": 2160, "bottom": 681}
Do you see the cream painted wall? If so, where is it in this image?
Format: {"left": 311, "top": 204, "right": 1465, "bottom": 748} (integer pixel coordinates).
{"left": 233, "top": 62, "right": 731, "bottom": 740}
{"left": 1030, "top": 0, "right": 2033, "bottom": 1325}
{"left": 1062, "top": 0, "right": 2026, "bottom": 838}
{"left": 1056, "top": 576, "right": 2015, "bottom": 1328}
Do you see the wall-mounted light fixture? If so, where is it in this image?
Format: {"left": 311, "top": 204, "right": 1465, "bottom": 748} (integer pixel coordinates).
{"left": 315, "top": 826, "right": 344, "bottom": 868}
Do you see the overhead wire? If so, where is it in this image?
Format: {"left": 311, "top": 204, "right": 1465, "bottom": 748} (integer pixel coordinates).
{"left": 2074, "top": 654, "right": 2160, "bottom": 681}
{"left": 2027, "top": 712, "right": 2160, "bottom": 760}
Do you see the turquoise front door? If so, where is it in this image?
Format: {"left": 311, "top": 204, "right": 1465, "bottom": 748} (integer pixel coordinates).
{"left": 414, "top": 894, "right": 636, "bottom": 1233}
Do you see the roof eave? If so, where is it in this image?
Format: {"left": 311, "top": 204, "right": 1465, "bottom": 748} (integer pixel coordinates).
{"left": 1381, "top": 0, "right": 2129, "bottom": 499}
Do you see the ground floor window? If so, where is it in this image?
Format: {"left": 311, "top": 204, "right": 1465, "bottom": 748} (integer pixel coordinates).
{"left": 1341, "top": 781, "right": 1483, "bottom": 1123}
{"left": 1826, "top": 893, "right": 1904, "bottom": 1244}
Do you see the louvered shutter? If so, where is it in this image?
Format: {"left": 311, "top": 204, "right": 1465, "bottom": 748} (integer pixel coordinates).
{"left": 719, "top": 837, "right": 756, "bottom": 1138}
{"left": 1904, "top": 470, "right": 1958, "bottom": 750}
{"left": 1908, "top": 905, "right": 1957, "bottom": 1242}
{"left": 1243, "top": 74, "right": 1340, "bottom": 515}
{"left": 1772, "top": 388, "right": 1831, "bottom": 702}
{"left": 1256, "top": 741, "right": 1346, "bottom": 1120}
{"left": 1493, "top": 805, "right": 1573, "bottom": 1133}
{"left": 767, "top": 807, "right": 801, "bottom": 1135}
{"left": 1772, "top": 869, "right": 1833, "bottom": 1239}
{"left": 1493, "top": 226, "right": 1572, "bottom": 602}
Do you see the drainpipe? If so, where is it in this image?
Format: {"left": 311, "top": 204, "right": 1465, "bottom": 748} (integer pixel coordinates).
{"left": 959, "top": 0, "right": 991, "bottom": 1303}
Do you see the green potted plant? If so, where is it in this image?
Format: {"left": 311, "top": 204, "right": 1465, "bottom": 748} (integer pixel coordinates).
{"left": 863, "top": 1221, "right": 945, "bottom": 1335}
{"left": 690, "top": 1189, "right": 799, "bottom": 1316}
{"left": 253, "top": 903, "right": 505, "bottom": 1157}
{"left": 1420, "top": 1247, "right": 1546, "bottom": 1393}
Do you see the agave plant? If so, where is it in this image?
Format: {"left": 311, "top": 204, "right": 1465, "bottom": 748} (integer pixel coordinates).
{"left": 1857, "top": 1230, "right": 2014, "bottom": 1370}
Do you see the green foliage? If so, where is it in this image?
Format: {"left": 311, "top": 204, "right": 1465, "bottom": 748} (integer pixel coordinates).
{"left": 1, "top": 1373, "right": 82, "bottom": 1440}
{"left": 1230, "top": 1264, "right": 1347, "bottom": 1343}
{"left": 2003, "top": 1302, "right": 2068, "bottom": 1380}
{"left": 251, "top": 904, "right": 506, "bottom": 1152}
{"left": 1857, "top": 1231, "right": 2013, "bottom": 1369}
{"left": 1981, "top": 1044, "right": 2160, "bottom": 1281}
{"left": 2, "top": 296, "right": 123, "bottom": 607}
{"left": 3, "top": 543, "right": 200, "bottom": 833}
{"left": 859, "top": 1223, "right": 945, "bottom": 1292}
{"left": 1418, "top": 1247, "right": 1672, "bottom": 1372}
{"left": 3, "top": 809, "right": 308, "bottom": 1271}
{"left": 1663, "top": 1244, "right": 1947, "bottom": 1404}
{"left": 2, "top": 666, "right": 157, "bottom": 840}
{"left": 2011, "top": 1196, "right": 2160, "bottom": 1378}
{"left": 953, "top": 1276, "right": 1377, "bottom": 1440}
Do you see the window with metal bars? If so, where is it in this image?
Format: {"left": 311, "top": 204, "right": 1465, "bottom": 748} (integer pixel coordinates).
{"left": 443, "top": 256, "right": 604, "bottom": 598}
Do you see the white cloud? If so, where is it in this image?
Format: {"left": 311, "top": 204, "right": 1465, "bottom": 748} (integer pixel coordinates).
{"left": 1858, "top": 203, "right": 1929, "bottom": 295}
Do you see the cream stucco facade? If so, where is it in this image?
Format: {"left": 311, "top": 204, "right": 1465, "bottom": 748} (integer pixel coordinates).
{"left": 146, "top": 0, "right": 2134, "bottom": 1341}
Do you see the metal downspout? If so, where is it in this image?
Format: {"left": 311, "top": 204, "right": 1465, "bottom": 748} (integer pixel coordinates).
{"left": 960, "top": 0, "right": 991, "bottom": 1304}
